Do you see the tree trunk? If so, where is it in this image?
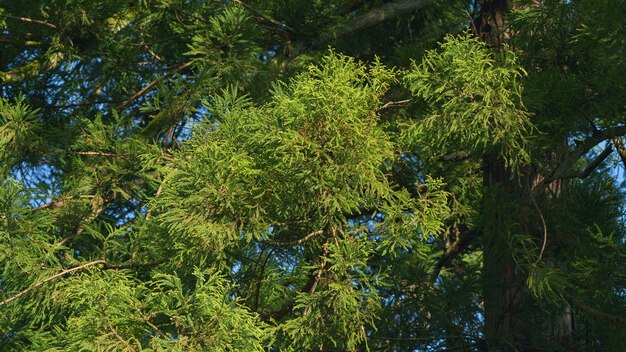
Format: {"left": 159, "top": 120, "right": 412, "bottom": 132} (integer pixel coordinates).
{"left": 478, "top": 2, "right": 574, "bottom": 350}
{"left": 481, "top": 155, "right": 527, "bottom": 351}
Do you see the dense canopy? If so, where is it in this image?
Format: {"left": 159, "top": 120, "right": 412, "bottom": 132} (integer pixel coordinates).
{"left": 1, "top": 0, "right": 625, "bottom": 351}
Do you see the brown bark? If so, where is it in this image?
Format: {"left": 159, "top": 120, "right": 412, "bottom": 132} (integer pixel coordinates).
{"left": 477, "top": 1, "right": 580, "bottom": 350}
{"left": 478, "top": 2, "right": 518, "bottom": 348}
{"left": 481, "top": 155, "right": 527, "bottom": 350}
{"left": 476, "top": 1, "right": 566, "bottom": 350}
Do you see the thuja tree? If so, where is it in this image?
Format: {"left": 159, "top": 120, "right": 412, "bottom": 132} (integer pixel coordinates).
{"left": 1, "top": 0, "right": 625, "bottom": 351}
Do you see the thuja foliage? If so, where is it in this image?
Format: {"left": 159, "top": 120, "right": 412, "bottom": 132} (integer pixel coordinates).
{"left": 404, "top": 34, "right": 533, "bottom": 168}
{"left": 1, "top": 0, "right": 625, "bottom": 351}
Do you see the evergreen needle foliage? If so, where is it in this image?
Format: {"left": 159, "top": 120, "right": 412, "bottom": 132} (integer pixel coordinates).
{"left": 1, "top": 0, "right": 625, "bottom": 351}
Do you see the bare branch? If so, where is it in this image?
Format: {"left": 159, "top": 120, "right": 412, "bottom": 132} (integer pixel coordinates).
{"left": 314, "top": 0, "right": 434, "bottom": 46}
{"left": 376, "top": 99, "right": 411, "bottom": 112}
{"left": 430, "top": 227, "right": 478, "bottom": 282}
{"left": 563, "top": 143, "right": 613, "bottom": 180}
{"left": 31, "top": 199, "right": 66, "bottom": 212}
{"left": 117, "top": 61, "right": 191, "bottom": 111}
{"left": 44, "top": 100, "right": 120, "bottom": 109}
{"left": 76, "top": 151, "right": 127, "bottom": 157}
{"left": 3, "top": 15, "right": 56, "bottom": 29}
{"left": 549, "top": 125, "right": 626, "bottom": 180}
{"left": 32, "top": 195, "right": 94, "bottom": 212}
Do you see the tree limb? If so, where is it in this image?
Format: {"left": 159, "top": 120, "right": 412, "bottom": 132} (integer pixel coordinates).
{"left": 314, "top": 0, "right": 434, "bottom": 46}
{"left": 0, "top": 259, "right": 164, "bottom": 307}
{"left": 0, "top": 260, "right": 106, "bottom": 307}
{"left": 117, "top": 61, "right": 191, "bottom": 111}
{"left": 549, "top": 125, "right": 626, "bottom": 180}
{"left": 106, "top": 318, "right": 136, "bottom": 352}
{"left": 430, "top": 227, "right": 478, "bottom": 282}
{"left": 232, "top": 0, "right": 295, "bottom": 34}
{"left": 562, "top": 143, "right": 613, "bottom": 180}
{"left": 32, "top": 195, "right": 94, "bottom": 212}
{"left": 564, "top": 292, "right": 626, "bottom": 325}
{"left": 3, "top": 15, "right": 57, "bottom": 29}
{"left": 613, "top": 136, "right": 626, "bottom": 169}
{"left": 376, "top": 99, "right": 412, "bottom": 112}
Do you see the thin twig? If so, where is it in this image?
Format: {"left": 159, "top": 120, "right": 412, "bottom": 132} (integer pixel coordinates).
{"left": 0, "top": 260, "right": 106, "bottom": 307}
{"left": 140, "top": 313, "right": 164, "bottom": 337}
{"left": 44, "top": 100, "right": 120, "bottom": 109}
{"left": 3, "top": 15, "right": 56, "bottom": 29}
{"left": 106, "top": 318, "right": 136, "bottom": 352}
{"left": 145, "top": 181, "right": 164, "bottom": 220}
{"left": 430, "top": 227, "right": 478, "bottom": 282}
{"left": 76, "top": 151, "right": 127, "bottom": 157}
{"left": 140, "top": 32, "right": 166, "bottom": 62}
{"left": 465, "top": 9, "right": 479, "bottom": 36}
{"left": 549, "top": 125, "right": 626, "bottom": 180}
{"left": 32, "top": 195, "right": 95, "bottom": 213}
{"left": 530, "top": 190, "right": 547, "bottom": 265}
{"left": 117, "top": 61, "right": 191, "bottom": 111}
{"left": 564, "top": 292, "right": 626, "bottom": 325}
{"left": 265, "top": 229, "right": 324, "bottom": 246}
{"left": 303, "top": 259, "right": 324, "bottom": 316}
{"left": 31, "top": 199, "right": 66, "bottom": 212}
{"left": 376, "top": 99, "right": 411, "bottom": 112}
{"left": 232, "top": 0, "right": 295, "bottom": 34}
{"left": 0, "top": 259, "right": 163, "bottom": 307}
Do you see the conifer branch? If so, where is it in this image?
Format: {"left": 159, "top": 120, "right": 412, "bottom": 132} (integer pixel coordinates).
{"left": 564, "top": 292, "right": 626, "bottom": 325}
{"left": 102, "top": 260, "right": 165, "bottom": 270}
{"left": 0, "top": 260, "right": 163, "bottom": 307}
{"left": 0, "top": 260, "right": 106, "bottom": 307}
{"left": 314, "top": 0, "right": 433, "bottom": 46}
